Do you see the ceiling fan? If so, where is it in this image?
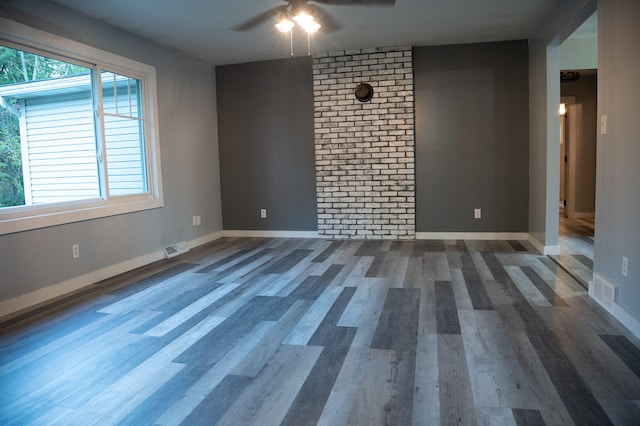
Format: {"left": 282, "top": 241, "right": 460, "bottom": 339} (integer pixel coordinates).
{"left": 233, "top": 0, "right": 396, "bottom": 34}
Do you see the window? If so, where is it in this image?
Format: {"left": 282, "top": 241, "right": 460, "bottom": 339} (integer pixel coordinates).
{"left": 101, "top": 71, "right": 148, "bottom": 196}
{"left": 0, "top": 18, "right": 163, "bottom": 235}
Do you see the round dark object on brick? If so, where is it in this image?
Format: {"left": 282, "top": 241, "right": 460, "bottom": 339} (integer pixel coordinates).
{"left": 354, "top": 83, "right": 374, "bottom": 102}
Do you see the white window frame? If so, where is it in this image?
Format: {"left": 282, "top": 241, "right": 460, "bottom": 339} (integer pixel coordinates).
{"left": 0, "top": 18, "right": 163, "bottom": 235}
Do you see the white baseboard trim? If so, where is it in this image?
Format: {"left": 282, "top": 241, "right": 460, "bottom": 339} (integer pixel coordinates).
{"left": 416, "top": 232, "right": 529, "bottom": 241}
{"left": 0, "top": 231, "right": 224, "bottom": 321}
{"left": 590, "top": 273, "right": 640, "bottom": 339}
{"left": 223, "top": 230, "right": 321, "bottom": 239}
{"left": 544, "top": 246, "right": 561, "bottom": 255}
{"left": 527, "top": 234, "right": 560, "bottom": 255}
{"left": 188, "top": 231, "right": 224, "bottom": 249}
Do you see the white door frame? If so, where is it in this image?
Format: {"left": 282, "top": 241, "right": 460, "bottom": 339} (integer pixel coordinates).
{"left": 561, "top": 96, "right": 580, "bottom": 219}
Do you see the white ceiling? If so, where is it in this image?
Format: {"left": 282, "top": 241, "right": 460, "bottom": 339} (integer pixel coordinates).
{"left": 49, "top": 0, "right": 562, "bottom": 66}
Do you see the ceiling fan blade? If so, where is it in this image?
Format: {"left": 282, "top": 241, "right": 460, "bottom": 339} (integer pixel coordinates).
{"left": 232, "top": 6, "right": 285, "bottom": 31}
{"left": 311, "top": 0, "right": 396, "bottom": 5}
{"left": 307, "top": 5, "right": 342, "bottom": 33}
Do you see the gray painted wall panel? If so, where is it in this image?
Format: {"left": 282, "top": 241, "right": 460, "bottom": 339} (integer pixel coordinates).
{"left": 414, "top": 41, "right": 529, "bottom": 233}
{"left": 595, "top": 0, "right": 640, "bottom": 318}
{"left": 216, "top": 57, "right": 317, "bottom": 231}
{"left": 527, "top": 40, "right": 553, "bottom": 247}
{"left": 560, "top": 36, "right": 597, "bottom": 70}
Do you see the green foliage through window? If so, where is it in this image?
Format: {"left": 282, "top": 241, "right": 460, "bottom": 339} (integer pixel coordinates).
{"left": 0, "top": 46, "right": 88, "bottom": 84}
{"left": 0, "top": 106, "right": 23, "bottom": 207}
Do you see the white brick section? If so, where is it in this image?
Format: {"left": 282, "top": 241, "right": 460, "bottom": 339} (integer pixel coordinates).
{"left": 313, "top": 46, "right": 415, "bottom": 240}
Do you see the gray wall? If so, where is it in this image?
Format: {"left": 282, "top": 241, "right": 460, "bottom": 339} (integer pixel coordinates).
{"left": 560, "top": 36, "right": 597, "bottom": 70}
{"left": 561, "top": 72, "right": 597, "bottom": 214}
{"left": 216, "top": 57, "right": 317, "bottom": 231}
{"left": 0, "top": 0, "right": 222, "bottom": 303}
{"left": 414, "top": 41, "right": 529, "bottom": 233}
{"left": 595, "top": 0, "right": 640, "bottom": 317}
{"left": 528, "top": 40, "right": 559, "bottom": 249}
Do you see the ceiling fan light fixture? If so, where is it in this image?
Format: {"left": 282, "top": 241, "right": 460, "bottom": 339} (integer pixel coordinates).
{"left": 275, "top": 13, "right": 294, "bottom": 32}
{"left": 292, "top": 11, "right": 314, "bottom": 24}
{"left": 301, "top": 20, "right": 321, "bottom": 33}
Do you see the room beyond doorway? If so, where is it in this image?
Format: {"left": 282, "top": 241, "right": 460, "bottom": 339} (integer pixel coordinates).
{"left": 555, "top": 69, "right": 597, "bottom": 289}
{"left": 560, "top": 70, "right": 597, "bottom": 220}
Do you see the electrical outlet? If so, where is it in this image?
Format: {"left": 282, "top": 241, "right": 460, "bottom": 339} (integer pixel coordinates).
{"left": 622, "top": 256, "right": 628, "bottom": 277}
{"left": 196, "top": 215, "right": 201, "bottom": 226}
{"left": 260, "top": 208, "right": 267, "bottom": 219}
{"left": 192, "top": 216, "right": 197, "bottom": 226}
{"left": 72, "top": 244, "right": 80, "bottom": 259}
{"left": 474, "top": 208, "right": 481, "bottom": 219}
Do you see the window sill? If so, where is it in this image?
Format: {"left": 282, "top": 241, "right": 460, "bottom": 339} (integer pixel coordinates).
{"left": 0, "top": 196, "right": 163, "bottom": 236}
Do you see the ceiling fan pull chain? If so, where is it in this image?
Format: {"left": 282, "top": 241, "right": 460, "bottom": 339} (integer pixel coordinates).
{"left": 290, "top": 29, "right": 294, "bottom": 57}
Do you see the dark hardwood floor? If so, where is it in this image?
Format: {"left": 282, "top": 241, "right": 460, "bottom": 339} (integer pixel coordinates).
{"left": 2, "top": 237, "right": 640, "bottom": 425}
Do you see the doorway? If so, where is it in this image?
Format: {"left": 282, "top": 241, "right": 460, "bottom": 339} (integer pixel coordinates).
{"left": 551, "top": 70, "right": 597, "bottom": 288}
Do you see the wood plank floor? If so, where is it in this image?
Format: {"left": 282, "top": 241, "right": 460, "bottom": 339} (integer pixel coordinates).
{"left": 552, "top": 214, "right": 596, "bottom": 287}
{"left": 2, "top": 237, "right": 640, "bottom": 425}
